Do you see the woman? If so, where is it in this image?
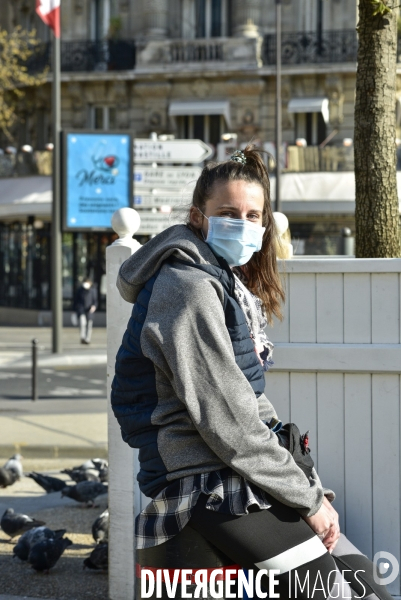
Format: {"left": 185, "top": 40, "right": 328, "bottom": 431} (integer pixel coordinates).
{"left": 111, "top": 146, "right": 391, "bottom": 600}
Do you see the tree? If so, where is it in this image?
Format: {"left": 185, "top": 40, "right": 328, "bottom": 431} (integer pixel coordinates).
{"left": 354, "top": 0, "right": 401, "bottom": 257}
{"left": 0, "top": 26, "right": 47, "bottom": 141}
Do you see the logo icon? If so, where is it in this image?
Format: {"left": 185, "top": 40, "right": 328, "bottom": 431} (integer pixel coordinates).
{"left": 373, "top": 551, "right": 399, "bottom": 585}
{"left": 92, "top": 154, "right": 120, "bottom": 175}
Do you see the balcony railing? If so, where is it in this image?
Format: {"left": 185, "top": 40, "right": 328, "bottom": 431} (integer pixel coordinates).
{"left": 28, "top": 39, "right": 136, "bottom": 73}
{"left": 135, "top": 37, "right": 260, "bottom": 68}
{"left": 169, "top": 39, "right": 224, "bottom": 62}
{"left": 263, "top": 29, "right": 359, "bottom": 65}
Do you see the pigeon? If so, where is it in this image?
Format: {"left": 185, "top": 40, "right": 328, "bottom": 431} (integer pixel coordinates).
{"left": 83, "top": 542, "right": 108, "bottom": 570}
{"left": 78, "top": 458, "right": 108, "bottom": 472}
{"left": 28, "top": 472, "right": 67, "bottom": 493}
{"left": 98, "top": 466, "right": 108, "bottom": 483}
{"left": 92, "top": 509, "right": 109, "bottom": 544}
{"left": 28, "top": 536, "right": 72, "bottom": 572}
{"left": 1, "top": 508, "right": 45, "bottom": 540}
{"left": 62, "top": 458, "right": 108, "bottom": 483}
{"left": 61, "top": 468, "right": 100, "bottom": 483}
{"left": 3, "top": 454, "right": 23, "bottom": 479}
{"left": 13, "top": 526, "right": 67, "bottom": 561}
{"left": 61, "top": 481, "right": 108, "bottom": 507}
{"left": 0, "top": 467, "right": 19, "bottom": 488}
{"left": 79, "top": 468, "right": 101, "bottom": 482}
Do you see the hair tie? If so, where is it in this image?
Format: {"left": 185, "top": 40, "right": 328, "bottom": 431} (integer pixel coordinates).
{"left": 230, "top": 150, "right": 247, "bottom": 165}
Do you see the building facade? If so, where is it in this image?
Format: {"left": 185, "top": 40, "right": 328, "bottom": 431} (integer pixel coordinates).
{"left": 1, "top": 0, "right": 400, "bottom": 319}
{"left": 2, "top": 0, "right": 360, "bottom": 149}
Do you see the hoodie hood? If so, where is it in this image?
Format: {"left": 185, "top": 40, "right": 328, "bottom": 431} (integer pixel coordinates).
{"left": 117, "top": 224, "right": 219, "bottom": 304}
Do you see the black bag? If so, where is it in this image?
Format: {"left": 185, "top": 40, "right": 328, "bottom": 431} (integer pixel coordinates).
{"left": 270, "top": 421, "right": 314, "bottom": 479}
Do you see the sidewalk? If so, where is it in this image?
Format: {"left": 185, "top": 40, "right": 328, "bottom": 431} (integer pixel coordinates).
{"left": 0, "top": 326, "right": 107, "bottom": 368}
{"left": 0, "top": 326, "right": 108, "bottom": 459}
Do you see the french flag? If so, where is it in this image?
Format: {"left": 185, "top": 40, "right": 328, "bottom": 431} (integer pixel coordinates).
{"left": 36, "top": 0, "right": 60, "bottom": 38}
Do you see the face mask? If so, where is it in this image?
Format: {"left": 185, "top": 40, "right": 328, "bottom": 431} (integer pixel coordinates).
{"left": 200, "top": 212, "right": 265, "bottom": 266}
{"left": 82, "top": 282, "right": 91, "bottom": 290}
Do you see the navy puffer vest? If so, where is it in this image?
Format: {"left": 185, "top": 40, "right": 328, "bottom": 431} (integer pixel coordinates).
{"left": 111, "top": 258, "right": 265, "bottom": 496}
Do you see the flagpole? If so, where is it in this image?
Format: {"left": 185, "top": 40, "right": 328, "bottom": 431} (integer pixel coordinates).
{"left": 50, "top": 29, "right": 62, "bottom": 353}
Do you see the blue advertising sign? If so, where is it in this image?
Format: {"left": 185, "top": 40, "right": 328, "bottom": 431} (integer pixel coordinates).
{"left": 63, "top": 131, "right": 133, "bottom": 231}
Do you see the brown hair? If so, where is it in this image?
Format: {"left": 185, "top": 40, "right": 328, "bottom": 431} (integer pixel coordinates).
{"left": 187, "top": 143, "right": 285, "bottom": 323}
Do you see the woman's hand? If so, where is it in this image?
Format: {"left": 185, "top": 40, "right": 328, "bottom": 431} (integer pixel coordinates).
{"left": 303, "top": 497, "right": 340, "bottom": 553}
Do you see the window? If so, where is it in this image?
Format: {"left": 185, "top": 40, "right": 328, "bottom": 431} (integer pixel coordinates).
{"left": 88, "top": 106, "right": 117, "bottom": 130}
{"left": 89, "top": 0, "right": 111, "bottom": 41}
{"left": 195, "top": 0, "right": 230, "bottom": 38}
{"left": 295, "top": 112, "right": 326, "bottom": 146}
{"left": 179, "top": 114, "right": 223, "bottom": 148}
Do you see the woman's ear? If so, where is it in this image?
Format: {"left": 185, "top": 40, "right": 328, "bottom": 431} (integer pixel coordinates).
{"left": 189, "top": 206, "right": 203, "bottom": 229}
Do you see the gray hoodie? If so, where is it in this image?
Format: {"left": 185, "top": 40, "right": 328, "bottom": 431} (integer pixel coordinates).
{"left": 116, "top": 224, "right": 328, "bottom": 517}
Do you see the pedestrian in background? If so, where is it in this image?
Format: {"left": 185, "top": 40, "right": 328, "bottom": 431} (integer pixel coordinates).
{"left": 73, "top": 278, "right": 97, "bottom": 345}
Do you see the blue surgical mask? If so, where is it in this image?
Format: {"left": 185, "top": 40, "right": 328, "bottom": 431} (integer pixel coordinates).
{"left": 200, "top": 213, "right": 265, "bottom": 266}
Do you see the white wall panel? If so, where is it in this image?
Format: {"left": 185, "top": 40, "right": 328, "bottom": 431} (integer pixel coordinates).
{"left": 267, "top": 273, "right": 290, "bottom": 343}
{"left": 372, "top": 374, "right": 400, "bottom": 596}
{"left": 371, "top": 274, "right": 400, "bottom": 344}
{"left": 289, "top": 373, "right": 318, "bottom": 471}
{"left": 264, "top": 372, "right": 290, "bottom": 423}
{"left": 317, "top": 373, "right": 345, "bottom": 531}
{"left": 344, "top": 374, "right": 373, "bottom": 558}
{"left": 316, "top": 274, "right": 344, "bottom": 343}
{"left": 289, "top": 273, "right": 316, "bottom": 342}
{"left": 344, "top": 273, "right": 371, "bottom": 343}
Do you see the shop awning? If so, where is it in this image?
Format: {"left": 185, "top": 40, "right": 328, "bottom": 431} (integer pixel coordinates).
{"left": 270, "top": 171, "right": 401, "bottom": 214}
{"left": 1, "top": 172, "right": 401, "bottom": 220}
{"left": 287, "top": 97, "right": 330, "bottom": 124}
{"left": 0, "top": 176, "right": 51, "bottom": 218}
{"left": 168, "top": 100, "right": 231, "bottom": 126}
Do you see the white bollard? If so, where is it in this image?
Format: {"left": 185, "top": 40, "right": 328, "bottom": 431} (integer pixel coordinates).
{"left": 107, "top": 208, "right": 142, "bottom": 600}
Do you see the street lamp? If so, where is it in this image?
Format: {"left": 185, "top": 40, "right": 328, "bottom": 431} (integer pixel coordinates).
{"left": 275, "top": 0, "right": 282, "bottom": 213}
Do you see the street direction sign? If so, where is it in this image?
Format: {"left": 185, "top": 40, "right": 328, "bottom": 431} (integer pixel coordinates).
{"left": 134, "top": 139, "right": 213, "bottom": 163}
{"left": 134, "top": 190, "right": 191, "bottom": 208}
{"left": 134, "top": 166, "right": 202, "bottom": 188}
{"left": 136, "top": 210, "right": 181, "bottom": 235}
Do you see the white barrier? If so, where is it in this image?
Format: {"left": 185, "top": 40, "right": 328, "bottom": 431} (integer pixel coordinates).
{"left": 266, "top": 258, "right": 401, "bottom": 597}
{"left": 107, "top": 214, "right": 401, "bottom": 598}
{"left": 106, "top": 209, "right": 141, "bottom": 600}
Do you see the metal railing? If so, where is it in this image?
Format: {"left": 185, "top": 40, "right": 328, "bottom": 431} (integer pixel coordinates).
{"left": 28, "top": 39, "right": 136, "bottom": 73}
{"left": 170, "top": 39, "right": 224, "bottom": 62}
{"left": 25, "top": 31, "right": 401, "bottom": 73}
{"left": 263, "top": 29, "right": 359, "bottom": 64}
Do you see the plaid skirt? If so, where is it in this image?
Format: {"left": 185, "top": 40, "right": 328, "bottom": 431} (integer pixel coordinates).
{"left": 135, "top": 467, "right": 272, "bottom": 549}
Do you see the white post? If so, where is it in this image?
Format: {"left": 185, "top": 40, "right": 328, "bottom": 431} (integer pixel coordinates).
{"left": 107, "top": 208, "right": 141, "bottom": 600}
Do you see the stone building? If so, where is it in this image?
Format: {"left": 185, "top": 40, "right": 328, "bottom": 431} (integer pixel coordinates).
{"left": 1, "top": 0, "right": 400, "bottom": 321}
{"left": 1, "top": 0, "right": 360, "bottom": 150}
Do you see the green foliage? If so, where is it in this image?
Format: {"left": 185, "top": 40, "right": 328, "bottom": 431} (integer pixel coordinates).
{"left": 371, "top": 0, "right": 392, "bottom": 16}
{"left": 108, "top": 16, "right": 122, "bottom": 39}
{"left": 0, "top": 26, "right": 47, "bottom": 141}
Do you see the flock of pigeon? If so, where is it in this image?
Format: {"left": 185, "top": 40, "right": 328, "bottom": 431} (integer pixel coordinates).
{"left": 0, "top": 454, "right": 109, "bottom": 573}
